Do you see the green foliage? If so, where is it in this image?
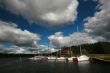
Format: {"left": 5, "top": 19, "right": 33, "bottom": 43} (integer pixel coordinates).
{"left": 52, "top": 42, "right": 110, "bottom": 56}
{"left": 83, "top": 42, "right": 110, "bottom": 54}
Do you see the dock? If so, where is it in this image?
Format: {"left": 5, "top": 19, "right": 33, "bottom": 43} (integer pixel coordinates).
{"left": 90, "top": 57, "right": 110, "bottom": 63}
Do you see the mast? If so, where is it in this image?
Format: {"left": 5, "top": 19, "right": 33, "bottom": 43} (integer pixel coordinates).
{"left": 60, "top": 45, "right": 61, "bottom": 57}
{"left": 80, "top": 45, "right": 82, "bottom": 56}
{"left": 49, "top": 41, "right": 52, "bottom": 57}
{"left": 77, "top": 26, "right": 82, "bottom": 56}
{"left": 58, "top": 37, "right": 62, "bottom": 57}
{"left": 70, "top": 44, "right": 72, "bottom": 57}
{"left": 68, "top": 43, "right": 72, "bottom": 57}
{"left": 48, "top": 41, "right": 49, "bottom": 56}
{"left": 48, "top": 40, "right": 51, "bottom": 56}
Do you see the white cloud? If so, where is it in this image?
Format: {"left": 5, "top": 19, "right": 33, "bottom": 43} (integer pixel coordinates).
{"left": 94, "top": 36, "right": 106, "bottom": 42}
{"left": 0, "top": 20, "right": 40, "bottom": 46}
{"left": 5, "top": 46, "right": 26, "bottom": 54}
{"left": 0, "top": 44, "right": 3, "bottom": 49}
{"left": 83, "top": 0, "right": 97, "bottom": 2}
{"left": 0, "top": 0, "right": 78, "bottom": 27}
{"left": 0, "top": 45, "right": 39, "bottom": 54}
{"left": 84, "top": 0, "right": 110, "bottom": 41}
{"left": 37, "top": 45, "right": 57, "bottom": 54}
{"left": 2, "top": 45, "right": 31, "bottom": 54}
{"left": 0, "top": 44, "right": 57, "bottom": 54}
{"left": 48, "top": 32, "right": 96, "bottom": 48}
{"left": 0, "top": 44, "right": 4, "bottom": 53}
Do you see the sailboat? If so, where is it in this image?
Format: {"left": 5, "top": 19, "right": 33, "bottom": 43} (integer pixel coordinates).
{"left": 68, "top": 43, "right": 78, "bottom": 62}
{"left": 47, "top": 41, "right": 57, "bottom": 62}
{"left": 77, "top": 46, "right": 89, "bottom": 62}
{"left": 76, "top": 27, "right": 89, "bottom": 62}
{"left": 56, "top": 47, "right": 66, "bottom": 62}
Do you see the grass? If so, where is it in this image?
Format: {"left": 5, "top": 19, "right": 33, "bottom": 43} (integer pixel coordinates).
{"left": 88, "top": 54, "right": 110, "bottom": 59}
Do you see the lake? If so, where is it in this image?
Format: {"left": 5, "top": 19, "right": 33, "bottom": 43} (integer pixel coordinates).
{"left": 0, "top": 58, "right": 110, "bottom": 73}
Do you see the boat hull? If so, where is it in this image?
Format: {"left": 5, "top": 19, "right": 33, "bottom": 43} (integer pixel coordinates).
{"left": 77, "top": 55, "right": 89, "bottom": 62}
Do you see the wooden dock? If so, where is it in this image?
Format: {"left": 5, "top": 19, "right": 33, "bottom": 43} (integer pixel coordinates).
{"left": 90, "top": 57, "right": 110, "bottom": 63}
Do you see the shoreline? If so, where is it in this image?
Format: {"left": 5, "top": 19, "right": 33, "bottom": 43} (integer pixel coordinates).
{"left": 88, "top": 54, "right": 110, "bottom": 63}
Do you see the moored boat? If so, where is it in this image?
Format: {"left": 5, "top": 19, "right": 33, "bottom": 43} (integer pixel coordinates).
{"left": 68, "top": 57, "right": 78, "bottom": 62}
{"left": 29, "top": 56, "right": 43, "bottom": 60}
{"left": 48, "top": 56, "right": 57, "bottom": 61}
{"left": 56, "top": 57, "right": 66, "bottom": 62}
{"left": 77, "top": 55, "right": 89, "bottom": 62}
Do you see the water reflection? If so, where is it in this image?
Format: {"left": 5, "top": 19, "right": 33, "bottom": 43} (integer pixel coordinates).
{"left": 0, "top": 58, "right": 110, "bottom": 73}
{"left": 78, "top": 61, "right": 90, "bottom": 73}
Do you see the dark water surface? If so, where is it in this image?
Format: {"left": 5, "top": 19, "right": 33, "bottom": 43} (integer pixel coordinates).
{"left": 0, "top": 58, "right": 110, "bottom": 73}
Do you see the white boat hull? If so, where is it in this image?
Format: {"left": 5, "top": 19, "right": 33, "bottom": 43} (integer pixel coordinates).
{"left": 77, "top": 55, "right": 89, "bottom": 62}
{"left": 29, "top": 56, "right": 43, "bottom": 60}
{"left": 48, "top": 57, "right": 57, "bottom": 61}
{"left": 56, "top": 57, "right": 66, "bottom": 62}
{"left": 68, "top": 57, "right": 77, "bottom": 62}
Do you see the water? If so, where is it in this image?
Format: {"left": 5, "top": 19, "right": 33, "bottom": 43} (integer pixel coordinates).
{"left": 0, "top": 58, "right": 110, "bottom": 73}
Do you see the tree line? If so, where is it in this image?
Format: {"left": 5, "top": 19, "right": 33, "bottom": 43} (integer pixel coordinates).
{"left": 52, "top": 42, "right": 110, "bottom": 56}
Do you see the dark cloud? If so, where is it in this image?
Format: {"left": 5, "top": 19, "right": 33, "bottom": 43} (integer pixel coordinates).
{"left": 84, "top": 0, "right": 110, "bottom": 41}
{"left": 0, "top": 0, "right": 78, "bottom": 27}
{"left": 0, "top": 20, "right": 40, "bottom": 47}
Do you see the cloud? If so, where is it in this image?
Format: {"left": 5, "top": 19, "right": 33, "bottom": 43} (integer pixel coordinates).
{"left": 0, "top": 45, "right": 38, "bottom": 54}
{"left": 0, "top": 44, "right": 57, "bottom": 54}
{"left": 83, "top": 0, "right": 97, "bottom": 2}
{"left": 5, "top": 46, "right": 26, "bottom": 54}
{"left": 0, "top": 20, "right": 40, "bottom": 47}
{"left": 0, "top": 0, "right": 78, "bottom": 27}
{"left": 26, "top": 45, "right": 57, "bottom": 54}
{"left": 0, "top": 44, "right": 4, "bottom": 53}
{"left": 94, "top": 36, "right": 106, "bottom": 42}
{"left": 84, "top": 0, "right": 110, "bottom": 41}
{"left": 0, "top": 44, "right": 3, "bottom": 49}
{"left": 48, "top": 32, "right": 96, "bottom": 48}
{"left": 1, "top": 45, "right": 32, "bottom": 54}
{"left": 36, "top": 45, "right": 57, "bottom": 54}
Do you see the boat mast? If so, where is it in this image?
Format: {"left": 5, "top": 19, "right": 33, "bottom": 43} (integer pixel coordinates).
{"left": 68, "top": 43, "right": 72, "bottom": 57}
{"left": 50, "top": 41, "right": 52, "bottom": 57}
{"left": 80, "top": 45, "right": 82, "bottom": 56}
{"left": 58, "top": 37, "right": 62, "bottom": 57}
{"left": 77, "top": 26, "right": 82, "bottom": 56}
{"left": 48, "top": 40, "right": 52, "bottom": 56}
{"left": 60, "top": 45, "right": 61, "bottom": 57}
{"left": 70, "top": 44, "right": 72, "bottom": 57}
{"left": 48, "top": 41, "right": 49, "bottom": 56}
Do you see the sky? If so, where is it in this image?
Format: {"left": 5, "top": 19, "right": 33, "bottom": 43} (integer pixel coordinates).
{"left": 0, "top": 0, "right": 110, "bottom": 54}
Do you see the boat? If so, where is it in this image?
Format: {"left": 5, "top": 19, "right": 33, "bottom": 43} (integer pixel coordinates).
{"left": 77, "top": 55, "right": 89, "bottom": 62}
{"left": 68, "top": 57, "right": 78, "bottom": 62}
{"left": 48, "top": 56, "right": 57, "bottom": 62}
{"left": 56, "top": 57, "right": 66, "bottom": 62}
{"left": 29, "top": 56, "right": 43, "bottom": 60}
{"left": 76, "top": 26, "right": 89, "bottom": 62}
{"left": 77, "top": 45, "right": 89, "bottom": 62}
